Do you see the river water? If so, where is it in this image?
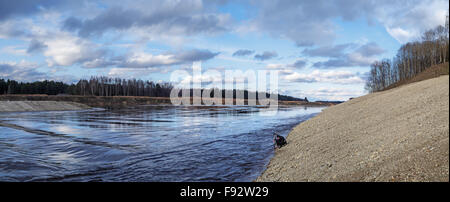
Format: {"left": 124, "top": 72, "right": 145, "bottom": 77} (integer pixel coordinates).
{"left": 0, "top": 105, "right": 324, "bottom": 182}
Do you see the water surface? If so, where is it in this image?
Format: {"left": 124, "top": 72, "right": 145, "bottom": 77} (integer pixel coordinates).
{"left": 0, "top": 105, "right": 323, "bottom": 181}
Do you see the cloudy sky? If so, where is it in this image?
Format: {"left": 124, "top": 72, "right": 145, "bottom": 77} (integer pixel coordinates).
{"left": 0, "top": 0, "right": 448, "bottom": 101}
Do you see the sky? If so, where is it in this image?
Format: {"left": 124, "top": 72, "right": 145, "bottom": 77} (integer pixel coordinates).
{"left": 0, "top": 0, "right": 448, "bottom": 101}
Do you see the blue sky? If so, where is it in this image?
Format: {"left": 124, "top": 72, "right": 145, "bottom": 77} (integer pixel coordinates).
{"left": 0, "top": 0, "right": 448, "bottom": 101}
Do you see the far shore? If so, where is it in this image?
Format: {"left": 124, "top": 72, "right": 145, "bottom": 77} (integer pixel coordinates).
{"left": 0, "top": 101, "right": 91, "bottom": 112}
{"left": 0, "top": 94, "right": 336, "bottom": 111}
{"left": 257, "top": 75, "right": 449, "bottom": 182}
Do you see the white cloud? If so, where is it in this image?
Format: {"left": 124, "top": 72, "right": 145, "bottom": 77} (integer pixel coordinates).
{"left": 0, "top": 60, "right": 45, "bottom": 81}
{"left": 0, "top": 60, "right": 80, "bottom": 83}
{"left": 284, "top": 72, "right": 317, "bottom": 83}
{"left": 311, "top": 42, "right": 385, "bottom": 68}
{"left": 1, "top": 45, "right": 27, "bottom": 56}
{"left": 43, "top": 34, "right": 104, "bottom": 67}
{"left": 299, "top": 87, "right": 366, "bottom": 101}
{"left": 265, "top": 63, "right": 284, "bottom": 69}
{"left": 283, "top": 70, "right": 365, "bottom": 84}
{"left": 124, "top": 52, "right": 179, "bottom": 67}
{"left": 107, "top": 67, "right": 160, "bottom": 78}
{"left": 102, "top": 49, "right": 218, "bottom": 69}
{"left": 385, "top": 27, "right": 418, "bottom": 44}
{"left": 376, "top": 0, "right": 448, "bottom": 43}
{"left": 346, "top": 52, "right": 377, "bottom": 66}
{"left": 246, "top": 0, "right": 448, "bottom": 46}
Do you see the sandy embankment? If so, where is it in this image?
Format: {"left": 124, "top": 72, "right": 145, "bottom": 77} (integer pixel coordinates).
{"left": 257, "top": 75, "right": 449, "bottom": 182}
{"left": 0, "top": 101, "right": 90, "bottom": 112}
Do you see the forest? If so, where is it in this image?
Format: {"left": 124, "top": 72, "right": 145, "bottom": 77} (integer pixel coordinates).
{"left": 0, "top": 77, "right": 174, "bottom": 97}
{"left": 0, "top": 76, "right": 306, "bottom": 101}
{"left": 365, "top": 13, "right": 449, "bottom": 92}
{"left": 68, "top": 77, "right": 174, "bottom": 97}
{"left": 0, "top": 79, "right": 68, "bottom": 95}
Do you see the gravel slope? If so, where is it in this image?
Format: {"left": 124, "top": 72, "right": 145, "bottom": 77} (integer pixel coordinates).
{"left": 257, "top": 75, "right": 449, "bottom": 182}
{"left": 0, "top": 101, "right": 90, "bottom": 112}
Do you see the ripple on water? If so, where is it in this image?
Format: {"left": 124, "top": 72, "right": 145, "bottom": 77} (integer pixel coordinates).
{"left": 0, "top": 106, "right": 324, "bottom": 181}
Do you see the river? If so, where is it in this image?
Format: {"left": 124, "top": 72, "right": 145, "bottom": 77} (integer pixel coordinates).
{"left": 0, "top": 105, "right": 324, "bottom": 181}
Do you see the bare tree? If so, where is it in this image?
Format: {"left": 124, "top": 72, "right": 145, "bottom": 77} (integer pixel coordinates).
{"left": 366, "top": 12, "right": 449, "bottom": 92}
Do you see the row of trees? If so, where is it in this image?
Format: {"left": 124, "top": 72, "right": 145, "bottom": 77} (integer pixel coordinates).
{"left": 0, "top": 77, "right": 173, "bottom": 97}
{"left": 365, "top": 13, "right": 449, "bottom": 92}
{"left": 1, "top": 76, "right": 307, "bottom": 101}
{"left": 68, "top": 76, "right": 174, "bottom": 97}
{"left": 172, "top": 88, "right": 307, "bottom": 101}
{"left": 0, "top": 79, "right": 69, "bottom": 95}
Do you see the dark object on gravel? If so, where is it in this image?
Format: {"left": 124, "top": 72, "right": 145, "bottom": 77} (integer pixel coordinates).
{"left": 273, "top": 133, "right": 287, "bottom": 149}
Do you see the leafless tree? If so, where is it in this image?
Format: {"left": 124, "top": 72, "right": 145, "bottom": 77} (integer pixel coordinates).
{"left": 366, "top": 12, "right": 449, "bottom": 93}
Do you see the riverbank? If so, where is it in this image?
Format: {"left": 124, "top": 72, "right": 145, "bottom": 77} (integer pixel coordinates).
{"left": 0, "top": 101, "right": 91, "bottom": 112}
{"left": 0, "top": 94, "right": 334, "bottom": 109}
{"left": 0, "top": 95, "right": 173, "bottom": 109}
{"left": 257, "top": 75, "right": 449, "bottom": 182}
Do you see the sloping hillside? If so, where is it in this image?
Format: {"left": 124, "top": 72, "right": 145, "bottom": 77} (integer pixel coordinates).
{"left": 383, "top": 62, "right": 449, "bottom": 91}
{"left": 257, "top": 75, "right": 449, "bottom": 182}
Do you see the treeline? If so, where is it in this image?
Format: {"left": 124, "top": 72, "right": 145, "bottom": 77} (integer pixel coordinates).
{"left": 0, "top": 79, "right": 69, "bottom": 95}
{"left": 1, "top": 76, "right": 307, "bottom": 101}
{"left": 68, "top": 76, "right": 174, "bottom": 97}
{"left": 365, "top": 13, "right": 449, "bottom": 92}
{"left": 0, "top": 77, "right": 173, "bottom": 97}
{"left": 174, "top": 88, "right": 307, "bottom": 102}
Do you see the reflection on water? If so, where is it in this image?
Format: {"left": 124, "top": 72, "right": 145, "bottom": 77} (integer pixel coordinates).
{"left": 0, "top": 105, "right": 323, "bottom": 182}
